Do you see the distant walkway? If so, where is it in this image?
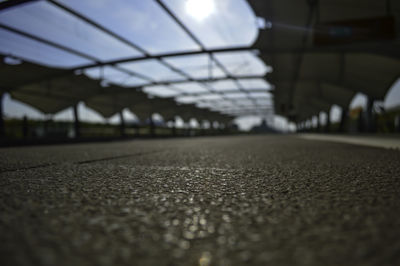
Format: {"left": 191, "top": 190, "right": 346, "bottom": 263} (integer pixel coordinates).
{"left": 299, "top": 133, "right": 400, "bottom": 149}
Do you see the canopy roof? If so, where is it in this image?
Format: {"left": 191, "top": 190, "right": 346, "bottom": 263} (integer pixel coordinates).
{"left": 1, "top": 0, "right": 399, "bottom": 124}
{"left": 0, "top": 0, "right": 271, "bottom": 123}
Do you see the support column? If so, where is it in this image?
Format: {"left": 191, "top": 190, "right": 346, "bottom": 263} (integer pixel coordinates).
{"left": 200, "top": 121, "right": 205, "bottom": 136}
{"left": 357, "top": 109, "right": 365, "bottom": 133}
{"left": 22, "top": 115, "right": 28, "bottom": 139}
{"left": 149, "top": 115, "right": 155, "bottom": 138}
{"left": 73, "top": 104, "right": 80, "bottom": 138}
{"left": 316, "top": 115, "right": 320, "bottom": 133}
{"left": 119, "top": 110, "right": 125, "bottom": 137}
{"left": 339, "top": 107, "right": 348, "bottom": 133}
{"left": 325, "top": 111, "right": 331, "bottom": 133}
{"left": 0, "top": 93, "right": 4, "bottom": 138}
{"left": 366, "top": 96, "right": 375, "bottom": 132}
{"left": 396, "top": 115, "right": 400, "bottom": 133}
{"left": 186, "top": 121, "right": 191, "bottom": 136}
{"left": 171, "top": 118, "right": 176, "bottom": 137}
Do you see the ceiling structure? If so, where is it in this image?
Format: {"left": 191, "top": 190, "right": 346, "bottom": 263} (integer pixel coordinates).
{"left": 1, "top": 0, "right": 399, "bottom": 126}
{"left": 0, "top": 0, "right": 273, "bottom": 125}
{"left": 248, "top": 0, "right": 400, "bottom": 123}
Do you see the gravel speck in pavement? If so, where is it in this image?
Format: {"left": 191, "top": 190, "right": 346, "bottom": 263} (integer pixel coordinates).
{"left": 0, "top": 136, "right": 400, "bottom": 266}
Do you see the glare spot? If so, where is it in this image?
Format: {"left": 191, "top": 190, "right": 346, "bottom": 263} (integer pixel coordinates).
{"left": 185, "top": 0, "right": 215, "bottom": 21}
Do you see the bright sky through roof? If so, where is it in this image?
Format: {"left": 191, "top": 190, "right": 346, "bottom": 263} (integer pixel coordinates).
{"left": 185, "top": 0, "right": 215, "bottom": 21}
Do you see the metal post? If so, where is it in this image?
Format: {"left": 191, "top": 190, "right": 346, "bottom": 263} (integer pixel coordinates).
{"left": 357, "top": 109, "right": 365, "bottom": 133}
{"left": 396, "top": 115, "right": 400, "bottom": 133}
{"left": 326, "top": 111, "right": 331, "bottom": 133}
{"left": 22, "top": 115, "right": 28, "bottom": 139}
{"left": 339, "top": 107, "right": 348, "bottom": 133}
{"left": 73, "top": 104, "right": 80, "bottom": 138}
{"left": 119, "top": 110, "right": 125, "bottom": 137}
{"left": 316, "top": 115, "right": 320, "bottom": 133}
{"left": 171, "top": 118, "right": 176, "bottom": 137}
{"left": 367, "top": 96, "right": 375, "bottom": 132}
{"left": 149, "top": 115, "right": 155, "bottom": 138}
{"left": 0, "top": 93, "right": 4, "bottom": 138}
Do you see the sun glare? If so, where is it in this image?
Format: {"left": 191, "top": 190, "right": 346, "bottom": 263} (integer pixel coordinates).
{"left": 185, "top": 0, "right": 215, "bottom": 21}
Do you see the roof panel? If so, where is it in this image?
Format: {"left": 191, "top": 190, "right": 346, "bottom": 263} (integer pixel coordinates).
{"left": 171, "top": 82, "right": 209, "bottom": 93}
{"left": 175, "top": 95, "right": 198, "bottom": 103}
{"left": 143, "top": 85, "right": 181, "bottom": 97}
{"left": 238, "top": 78, "right": 271, "bottom": 90}
{"left": 118, "top": 59, "right": 186, "bottom": 82}
{"left": 248, "top": 92, "right": 271, "bottom": 98}
{"left": 199, "top": 94, "right": 223, "bottom": 101}
{"left": 213, "top": 51, "right": 271, "bottom": 76}
{"left": 207, "top": 79, "right": 239, "bottom": 92}
{"left": 56, "top": 0, "right": 200, "bottom": 54}
{"left": 84, "top": 66, "right": 148, "bottom": 87}
{"left": 0, "top": 1, "right": 142, "bottom": 61}
{"left": 163, "top": 54, "right": 226, "bottom": 79}
{"left": 224, "top": 92, "right": 248, "bottom": 99}
{"left": 234, "top": 99, "right": 254, "bottom": 106}
{"left": 0, "top": 28, "right": 92, "bottom": 68}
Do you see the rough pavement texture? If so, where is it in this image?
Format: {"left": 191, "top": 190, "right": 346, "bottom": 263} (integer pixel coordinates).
{"left": 0, "top": 135, "right": 399, "bottom": 266}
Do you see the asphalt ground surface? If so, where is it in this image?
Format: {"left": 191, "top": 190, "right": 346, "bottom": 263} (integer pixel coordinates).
{"left": 1, "top": 135, "right": 399, "bottom": 266}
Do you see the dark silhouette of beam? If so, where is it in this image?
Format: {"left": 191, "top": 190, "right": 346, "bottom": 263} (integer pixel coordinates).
{"left": 73, "top": 103, "right": 80, "bottom": 138}
{"left": 71, "top": 46, "right": 254, "bottom": 71}
{"left": 0, "top": 0, "right": 37, "bottom": 11}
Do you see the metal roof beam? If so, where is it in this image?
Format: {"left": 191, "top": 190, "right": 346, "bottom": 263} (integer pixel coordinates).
{"left": 71, "top": 46, "right": 254, "bottom": 71}
{"left": 0, "top": 0, "right": 37, "bottom": 11}
{"left": 154, "top": 0, "right": 259, "bottom": 106}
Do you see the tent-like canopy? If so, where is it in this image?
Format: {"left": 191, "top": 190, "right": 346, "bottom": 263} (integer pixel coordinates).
{"left": 0, "top": 0, "right": 273, "bottom": 125}
{"left": 1, "top": 0, "right": 399, "bottom": 126}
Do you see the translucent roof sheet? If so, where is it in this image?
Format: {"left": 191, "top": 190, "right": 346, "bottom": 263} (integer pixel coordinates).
{"left": 248, "top": 92, "right": 271, "bottom": 98}
{"left": 162, "top": 0, "right": 258, "bottom": 49}
{"left": 84, "top": 66, "right": 148, "bottom": 87}
{"left": 0, "top": 0, "right": 273, "bottom": 118}
{"left": 118, "top": 59, "right": 186, "bottom": 82}
{"left": 207, "top": 79, "right": 239, "bottom": 92}
{"left": 143, "top": 85, "right": 181, "bottom": 97}
{"left": 0, "top": 1, "right": 142, "bottom": 61}
{"left": 0, "top": 28, "right": 92, "bottom": 68}
{"left": 234, "top": 99, "right": 254, "bottom": 106}
{"left": 214, "top": 51, "right": 271, "bottom": 76}
{"left": 176, "top": 95, "right": 198, "bottom": 103}
{"left": 224, "top": 92, "right": 249, "bottom": 99}
{"left": 209, "top": 100, "right": 237, "bottom": 108}
{"left": 254, "top": 98, "right": 273, "bottom": 105}
{"left": 238, "top": 78, "right": 271, "bottom": 90}
{"left": 56, "top": 0, "right": 200, "bottom": 54}
{"left": 171, "top": 82, "right": 209, "bottom": 94}
{"left": 199, "top": 94, "right": 223, "bottom": 101}
{"left": 163, "top": 54, "right": 226, "bottom": 79}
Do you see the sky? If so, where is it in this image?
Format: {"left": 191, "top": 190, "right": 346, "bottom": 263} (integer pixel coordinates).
{"left": 1, "top": 0, "right": 400, "bottom": 131}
